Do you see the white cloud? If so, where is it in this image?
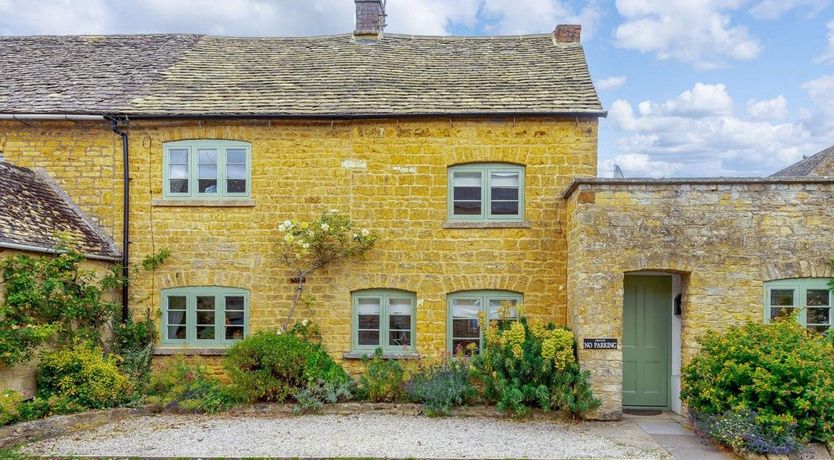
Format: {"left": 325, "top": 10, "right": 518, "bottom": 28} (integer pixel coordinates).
{"left": 817, "top": 20, "right": 834, "bottom": 64}
{"left": 604, "top": 82, "right": 823, "bottom": 177}
{"left": 749, "top": 0, "right": 828, "bottom": 20}
{"left": 597, "top": 76, "right": 627, "bottom": 91}
{"left": 613, "top": 0, "right": 761, "bottom": 69}
{"left": 0, "top": 0, "right": 601, "bottom": 37}
{"left": 480, "top": 0, "right": 602, "bottom": 37}
{"left": 801, "top": 75, "right": 834, "bottom": 131}
{"left": 746, "top": 95, "right": 788, "bottom": 120}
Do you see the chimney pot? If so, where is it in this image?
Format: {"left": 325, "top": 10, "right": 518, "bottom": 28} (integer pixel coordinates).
{"left": 354, "top": 0, "right": 386, "bottom": 37}
{"left": 553, "top": 24, "right": 581, "bottom": 44}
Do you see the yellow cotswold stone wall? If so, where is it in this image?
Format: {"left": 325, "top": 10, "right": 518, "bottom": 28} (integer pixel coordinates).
{"left": 0, "top": 121, "right": 124, "bottom": 243}
{"left": 2, "top": 117, "right": 597, "bottom": 370}
{"left": 566, "top": 181, "right": 834, "bottom": 419}
{"left": 0, "top": 248, "right": 113, "bottom": 396}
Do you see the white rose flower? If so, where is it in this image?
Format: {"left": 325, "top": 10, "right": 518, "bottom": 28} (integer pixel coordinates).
{"left": 276, "top": 330, "right": 282, "bottom": 335}
{"left": 282, "top": 220, "right": 292, "bottom": 228}
{"left": 278, "top": 224, "right": 287, "bottom": 232}
{"left": 361, "top": 228, "right": 370, "bottom": 237}
{"left": 302, "top": 319, "right": 309, "bottom": 326}
{"left": 320, "top": 223, "right": 330, "bottom": 231}
{"left": 329, "top": 208, "right": 339, "bottom": 214}
{"left": 302, "top": 243, "right": 310, "bottom": 249}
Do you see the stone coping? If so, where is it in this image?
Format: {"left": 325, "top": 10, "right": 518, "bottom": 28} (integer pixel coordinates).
{"left": 442, "top": 220, "right": 532, "bottom": 229}
{"left": 342, "top": 351, "right": 421, "bottom": 360}
{"left": 153, "top": 347, "right": 227, "bottom": 356}
{"left": 561, "top": 177, "right": 834, "bottom": 199}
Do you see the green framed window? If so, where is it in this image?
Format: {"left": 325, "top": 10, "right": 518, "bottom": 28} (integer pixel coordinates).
{"left": 448, "top": 164, "right": 525, "bottom": 221}
{"left": 163, "top": 140, "right": 251, "bottom": 199}
{"left": 765, "top": 279, "right": 831, "bottom": 333}
{"left": 161, "top": 286, "right": 250, "bottom": 346}
{"left": 352, "top": 289, "right": 416, "bottom": 354}
{"left": 447, "top": 290, "right": 521, "bottom": 355}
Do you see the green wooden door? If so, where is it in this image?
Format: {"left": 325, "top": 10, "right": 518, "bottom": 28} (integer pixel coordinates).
{"left": 623, "top": 275, "right": 671, "bottom": 408}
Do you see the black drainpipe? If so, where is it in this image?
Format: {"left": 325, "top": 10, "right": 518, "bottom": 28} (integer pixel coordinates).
{"left": 109, "top": 117, "right": 130, "bottom": 321}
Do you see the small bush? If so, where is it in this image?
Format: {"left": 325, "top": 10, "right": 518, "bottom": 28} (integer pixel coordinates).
{"left": 691, "top": 410, "right": 802, "bottom": 455}
{"left": 15, "top": 397, "right": 49, "bottom": 422}
{"left": 681, "top": 319, "right": 834, "bottom": 442}
{"left": 357, "top": 348, "right": 406, "bottom": 402}
{"left": 224, "top": 325, "right": 349, "bottom": 403}
{"left": 111, "top": 312, "right": 156, "bottom": 387}
{"left": 36, "top": 342, "right": 134, "bottom": 413}
{"left": 0, "top": 390, "right": 23, "bottom": 425}
{"left": 471, "top": 316, "right": 600, "bottom": 417}
{"left": 293, "top": 379, "right": 354, "bottom": 414}
{"left": 405, "top": 358, "right": 475, "bottom": 416}
{"left": 147, "top": 358, "right": 240, "bottom": 413}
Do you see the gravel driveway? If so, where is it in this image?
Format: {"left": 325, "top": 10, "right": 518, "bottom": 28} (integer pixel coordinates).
{"left": 22, "top": 412, "right": 670, "bottom": 459}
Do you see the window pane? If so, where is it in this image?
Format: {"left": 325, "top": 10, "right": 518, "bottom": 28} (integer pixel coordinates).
{"left": 770, "top": 307, "right": 795, "bottom": 320}
{"left": 807, "top": 289, "right": 829, "bottom": 307}
{"left": 491, "top": 188, "right": 519, "bottom": 200}
{"left": 168, "top": 326, "right": 186, "bottom": 340}
{"left": 808, "top": 325, "right": 830, "bottom": 333}
{"left": 225, "top": 311, "right": 244, "bottom": 326}
{"left": 168, "top": 296, "right": 187, "bottom": 310}
{"left": 770, "top": 289, "right": 794, "bottom": 306}
{"left": 197, "top": 311, "right": 215, "bottom": 324}
{"left": 198, "top": 149, "right": 217, "bottom": 164}
{"left": 358, "top": 330, "right": 379, "bottom": 345}
{"left": 198, "top": 180, "right": 218, "bottom": 193}
{"left": 197, "top": 296, "right": 216, "bottom": 310}
{"left": 453, "top": 201, "right": 481, "bottom": 215}
{"left": 227, "top": 164, "right": 246, "bottom": 179}
{"left": 389, "top": 298, "right": 412, "bottom": 315}
{"left": 452, "top": 298, "right": 480, "bottom": 318}
{"left": 358, "top": 315, "right": 380, "bottom": 329}
{"left": 226, "top": 296, "right": 244, "bottom": 311}
{"left": 196, "top": 326, "right": 215, "bottom": 340}
{"left": 452, "top": 339, "right": 479, "bottom": 355}
{"left": 389, "top": 330, "right": 411, "bottom": 346}
{"left": 227, "top": 149, "right": 246, "bottom": 164}
{"left": 169, "top": 149, "right": 188, "bottom": 164}
{"left": 807, "top": 307, "right": 830, "bottom": 325}
{"left": 169, "top": 164, "right": 189, "bottom": 179}
{"left": 227, "top": 179, "right": 246, "bottom": 193}
{"left": 169, "top": 179, "right": 188, "bottom": 194}
{"left": 226, "top": 326, "right": 245, "bottom": 340}
{"left": 358, "top": 298, "right": 381, "bottom": 315}
{"left": 488, "top": 299, "right": 518, "bottom": 320}
{"left": 453, "top": 318, "right": 480, "bottom": 338}
{"left": 490, "top": 171, "right": 519, "bottom": 187}
{"left": 199, "top": 164, "right": 217, "bottom": 179}
{"left": 167, "top": 310, "right": 185, "bottom": 325}
{"left": 389, "top": 315, "right": 410, "bottom": 330}
{"left": 491, "top": 201, "right": 519, "bottom": 215}
{"left": 453, "top": 187, "right": 481, "bottom": 201}
{"left": 453, "top": 171, "right": 482, "bottom": 187}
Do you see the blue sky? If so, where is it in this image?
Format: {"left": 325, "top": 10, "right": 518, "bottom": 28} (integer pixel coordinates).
{"left": 1, "top": 0, "right": 832, "bottom": 177}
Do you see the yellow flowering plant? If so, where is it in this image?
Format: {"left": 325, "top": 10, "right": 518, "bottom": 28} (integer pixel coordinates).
{"left": 472, "top": 313, "right": 599, "bottom": 418}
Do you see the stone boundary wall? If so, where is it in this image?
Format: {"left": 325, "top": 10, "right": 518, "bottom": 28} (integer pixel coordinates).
{"left": 565, "top": 179, "right": 834, "bottom": 419}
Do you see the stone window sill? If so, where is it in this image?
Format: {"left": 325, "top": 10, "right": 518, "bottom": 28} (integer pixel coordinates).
{"left": 442, "top": 221, "right": 531, "bottom": 229}
{"left": 151, "top": 199, "right": 255, "bottom": 207}
{"left": 154, "top": 347, "right": 228, "bottom": 356}
{"left": 342, "top": 351, "right": 420, "bottom": 360}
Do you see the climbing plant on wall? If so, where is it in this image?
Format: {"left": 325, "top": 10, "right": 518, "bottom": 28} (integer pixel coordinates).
{"left": 277, "top": 209, "right": 377, "bottom": 329}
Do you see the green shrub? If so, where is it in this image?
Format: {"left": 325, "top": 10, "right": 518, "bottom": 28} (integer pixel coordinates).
{"left": 147, "top": 358, "right": 240, "bottom": 413}
{"left": 357, "top": 348, "right": 406, "bottom": 402}
{"left": 690, "top": 410, "right": 802, "bottom": 455}
{"left": 111, "top": 311, "right": 156, "bottom": 387}
{"left": 681, "top": 319, "right": 834, "bottom": 442}
{"left": 471, "top": 316, "right": 600, "bottom": 417}
{"left": 15, "top": 397, "right": 49, "bottom": 422}
{"left": 293, "top": 379, "right": 354, "bottom": 414}
{"left": 36, "top": 342, "right": 134, "bottom": 413}
{"left": 405, "top": 358, "right": 475, "bottom": 416}
{"left": 0, "top": 390, "right": 23, "bottom": 425}
{"left": 224, "top": 325, "right": 349, "bottom": 403}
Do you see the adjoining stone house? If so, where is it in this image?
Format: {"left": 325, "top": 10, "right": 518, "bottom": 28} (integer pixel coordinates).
{"left": 0, "top": 162, "right": 121, "bottom": 395}
{"left": 1, "top": 0, "right": 832, "bottom": 419}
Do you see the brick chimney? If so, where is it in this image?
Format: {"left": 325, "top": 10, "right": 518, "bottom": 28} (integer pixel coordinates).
{"left": 354, "top": 0, "right": 386, "bottom": 37}
{"left": 553, "top": 24, "right": 581, "bottom": 44}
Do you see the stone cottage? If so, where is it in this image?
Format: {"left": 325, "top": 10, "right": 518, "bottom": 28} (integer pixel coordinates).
{"left": 1, "top": 0, "right": 832, "bottom": 419}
